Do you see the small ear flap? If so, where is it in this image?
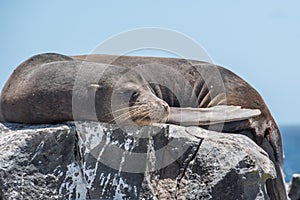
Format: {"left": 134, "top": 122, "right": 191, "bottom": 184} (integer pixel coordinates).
{"left": 87, "top": 84, "right": 101, "bottom": 94}
{"left": 167, "top": 105, "right": 261, "bottom": 126}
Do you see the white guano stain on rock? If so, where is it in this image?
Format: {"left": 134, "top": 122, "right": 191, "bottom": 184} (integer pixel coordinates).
{"left": 75, "top": 122, "right": 106, "bottom": 153}
{"left": 59, "top": 163, "right": 87, "bottom": 200}
{"left": 114, "top": 177, "right": 131, "bottom": 200}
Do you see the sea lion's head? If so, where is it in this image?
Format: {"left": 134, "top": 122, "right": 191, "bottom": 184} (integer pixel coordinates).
{"left": 129, "top": 85, "right": 170, "bottom": 126}
{"left": 111, "top": 81, "right": 170, "bottom": 126}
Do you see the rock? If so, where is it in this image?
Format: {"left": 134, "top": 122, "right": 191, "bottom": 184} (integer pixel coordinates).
{"left": 0, "top": 122, "right": 276, "bottom": 200}
{"left": 288, "top": 174, "right": 300, "bottom": 200}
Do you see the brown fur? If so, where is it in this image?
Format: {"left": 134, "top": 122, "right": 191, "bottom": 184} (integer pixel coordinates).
{"left": 0, "top": 53, "right": 287, "bottom": 199}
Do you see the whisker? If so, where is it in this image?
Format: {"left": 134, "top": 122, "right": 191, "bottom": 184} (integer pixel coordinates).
{"left": 107, "top": 104, "right": 152, "bottom": 124}
{"left": 110, "top": 106, "right": 140, "bottom": 114}
{"left": 108, "top": 111, "right": 132, "bottom": 123}
{"left": 104, "top": 105, "right": 142, "bottom": 119}
{"left": 140, "top": 112, "right": 150, "bottom": 121}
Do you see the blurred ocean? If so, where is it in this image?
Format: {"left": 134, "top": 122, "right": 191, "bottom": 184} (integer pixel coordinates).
{"left": 281, "top": 125, "right": 300, "bottom": 182}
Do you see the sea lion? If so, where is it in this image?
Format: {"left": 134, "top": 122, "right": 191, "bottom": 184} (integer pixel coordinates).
{"left": 72, "top": 54, "right": 287, "bottom": 200}
{"left": 0, "top": 53, "right": 259, "bottom": 126}
{"left": 0, "top": 53, "right": 286, "bottom": 199}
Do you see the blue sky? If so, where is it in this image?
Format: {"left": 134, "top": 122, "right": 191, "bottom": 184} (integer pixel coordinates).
{"left": 1, "top": 1, "right": 299, "bottom": 125}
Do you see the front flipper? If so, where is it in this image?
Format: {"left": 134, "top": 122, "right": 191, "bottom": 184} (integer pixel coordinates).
{"left": 167, "top": 105, "right": 261, "bottom": 126}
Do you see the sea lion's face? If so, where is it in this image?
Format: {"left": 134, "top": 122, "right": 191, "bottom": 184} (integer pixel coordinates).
{"left": 130, "top": 86, "right": 170, "bottom": 126}
{"left": 112, "top": 83, "right": 170, "bottom": 126}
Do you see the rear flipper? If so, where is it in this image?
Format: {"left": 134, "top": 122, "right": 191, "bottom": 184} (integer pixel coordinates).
{"left": 167, "top": 105, "right": 261, "bottom": 126}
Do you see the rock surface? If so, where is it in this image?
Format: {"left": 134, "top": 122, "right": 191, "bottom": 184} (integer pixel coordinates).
{"left": 288, "top": 174, "right": 300, "bottom": 200}
{"left": 0, "top": 122, "right": 276, "bottom": 200}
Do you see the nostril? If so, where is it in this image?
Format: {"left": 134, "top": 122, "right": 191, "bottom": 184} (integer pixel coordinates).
{"left": 163, "top": 104, "right": 169, "bottom": 112}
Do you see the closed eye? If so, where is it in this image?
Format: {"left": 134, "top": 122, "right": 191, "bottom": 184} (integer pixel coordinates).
{"left": 127, "top": 90, "right": 140, "bottom": 107}
{"left": 131, "top": 91, "right": 139, "bottom": 99}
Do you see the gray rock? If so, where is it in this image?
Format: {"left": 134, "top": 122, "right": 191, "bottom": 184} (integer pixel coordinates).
{"left": 0, "top": 122, "right": 276, "bottom": 200}
{"left": 288, "top": 174, "right": 300, "bottom": 200}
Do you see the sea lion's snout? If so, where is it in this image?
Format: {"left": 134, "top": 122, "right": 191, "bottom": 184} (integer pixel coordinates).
{"left": 161, "top": 101, "right": 170, "bottom": 112}
{"left": 111, "top": 84, "right": 170, "bottom": 126}
{"left": 149, "top": 99, "right": 170, "bottom": 122}
{"left": 130, "top": 89, "right": 170, "bottom": 126}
